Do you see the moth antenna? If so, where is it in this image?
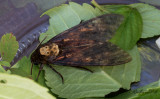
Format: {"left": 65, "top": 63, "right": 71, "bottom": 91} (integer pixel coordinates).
{"left": 31, "top": 63, "right": 33, "bottom": 75}
{"left": 35, "top": 35, "right": 48, "bottom": 50}
{"left": 36, "top": 64, "right": 44, "bottom": 81}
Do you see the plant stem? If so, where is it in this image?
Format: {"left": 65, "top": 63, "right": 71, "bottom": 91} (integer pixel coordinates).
{"left": 91, "top": 0, "right": 110, "bottom": 13}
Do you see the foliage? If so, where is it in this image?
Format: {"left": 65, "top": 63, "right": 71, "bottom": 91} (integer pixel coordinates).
{"left": 0, "top": 33, "right": 18, "bottom": 73}
{"left": 0, "top": 73, "right": 55, "bottom": 99}
{"left": 11, "top": 56, "right": 46, "bottom": 86}
{"left": 0, "top": 33, "right": 18, "bottom": 63}
{"left": 1, "top": 1, "right": 160, "bottom": 99}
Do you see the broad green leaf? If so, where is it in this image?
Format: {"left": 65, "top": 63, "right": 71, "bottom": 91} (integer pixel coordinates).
{"left": 44, "top": 65, "right": 121, "bottom": 99}
{"left": 130, "top": 3, "right": 160, "bottom": 38}
{"left": 0, "top": 33, "right": 19, "bottom": 63}
{"left": 98, "top": 5, "right": 143, "bottom": 50}
{"left": 109, "top": 79, "right": 160, "bottom": 99}
{"left": 44, "top": 46, "right": 140, "bottom": 99}
{"left": 0, "top": 73, "right": 55, "bottom": 99}
{"left": 39, "top": 2, "right": 141, "bottom": 99}
{"left": 110, "top": 7, "right": 142, "bottom": 50}
{"left": 0, "top": 61, "right": 10, "bottom": 67}
{"left": 11, "top": 56, "right": 46, "bottom": 87}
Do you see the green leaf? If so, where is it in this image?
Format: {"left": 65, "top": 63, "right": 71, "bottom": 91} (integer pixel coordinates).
{"left": 44, "top": 65, "right": 121, "bottom": 99}
{"left": 99, "top": 5, "right": 143, "bottom": 50}
{"left": 0, "top": 73, "right": 56, "bottom": 99}
{"left": 110, "top": 79, "right": 160, "bottom": 99}
{"left": 10, "top": 56, "right": 46, "bottom": 87}
{"left": 0, "top": 61, "right": 10, "bottom": 67}
{"left": 111, "top": 8, "right": 142, "bottom": 50}
{"left": 130, "top": 3, "right": 160, "bottom": 38}
{"left": 0, "top": 33, "right": 19, "bottom": 63}
{"left": 44, "top": 46, "right": 140, "bottom": 99}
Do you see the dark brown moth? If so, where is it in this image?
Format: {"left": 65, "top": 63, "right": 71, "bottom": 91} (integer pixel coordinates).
{"left": 31, "top": 14, "right": 132, "bottom": 82}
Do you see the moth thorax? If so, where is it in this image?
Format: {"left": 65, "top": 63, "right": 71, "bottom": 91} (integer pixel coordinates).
{"left": 40, "top": 43, "right": 59, "bottom": 57}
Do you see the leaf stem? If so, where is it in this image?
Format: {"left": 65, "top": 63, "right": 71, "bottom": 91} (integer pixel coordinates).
{"left": 91, "top": 0, "right": 110, "bottom": 13}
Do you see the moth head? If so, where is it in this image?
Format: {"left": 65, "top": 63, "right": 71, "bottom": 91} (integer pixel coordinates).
{"left": 30, "top": 36, "right": 48, "bottom": 65}
{"left": 30, "top": 50, "right": 41, "bottom": 65}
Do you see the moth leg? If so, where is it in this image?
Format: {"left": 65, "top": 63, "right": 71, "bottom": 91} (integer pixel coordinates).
{"left": 48, "top": 64, "right": 64, "bottom": 83}
{"left": 31, "top": 63, "right": 33, "bottom": 75}
{"left": 36, "top": 64, "right": 44, "bottom": 81}
{"left": 69, "top": 66, "right": 93, "bottom": 73}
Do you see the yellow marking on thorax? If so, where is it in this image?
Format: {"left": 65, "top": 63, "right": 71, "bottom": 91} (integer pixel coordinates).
{"left": 66, "top": 54, "right": 72, "bottom": 58}
{"left": 63, "top": 39, "right": 70, "bottom": 42}
{"left": 50, "top": 43, "right": 59, "bottom": 56}
{"left": 40, "top": 46, "right": 50, "bottom": 56}
{"left": 80, "top": 28, "right": 94, "bottom": 32}
{"left": 40, "top": 43, "right": 59, "bottom": 57}
{"left": 85, "top": 57, "right": 92, "bottom": 62}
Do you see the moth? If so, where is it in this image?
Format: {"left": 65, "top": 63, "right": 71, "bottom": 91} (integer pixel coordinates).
{"left": 31, "top": 14, "right": 132, "bottom": 83}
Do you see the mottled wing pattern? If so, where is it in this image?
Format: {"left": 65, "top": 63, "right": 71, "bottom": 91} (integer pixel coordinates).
{"left": 51, "top": 41, "right": 131, "bottom": 66}
{"left": 45, "top": 14, "right": 132, "bottom": 66}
